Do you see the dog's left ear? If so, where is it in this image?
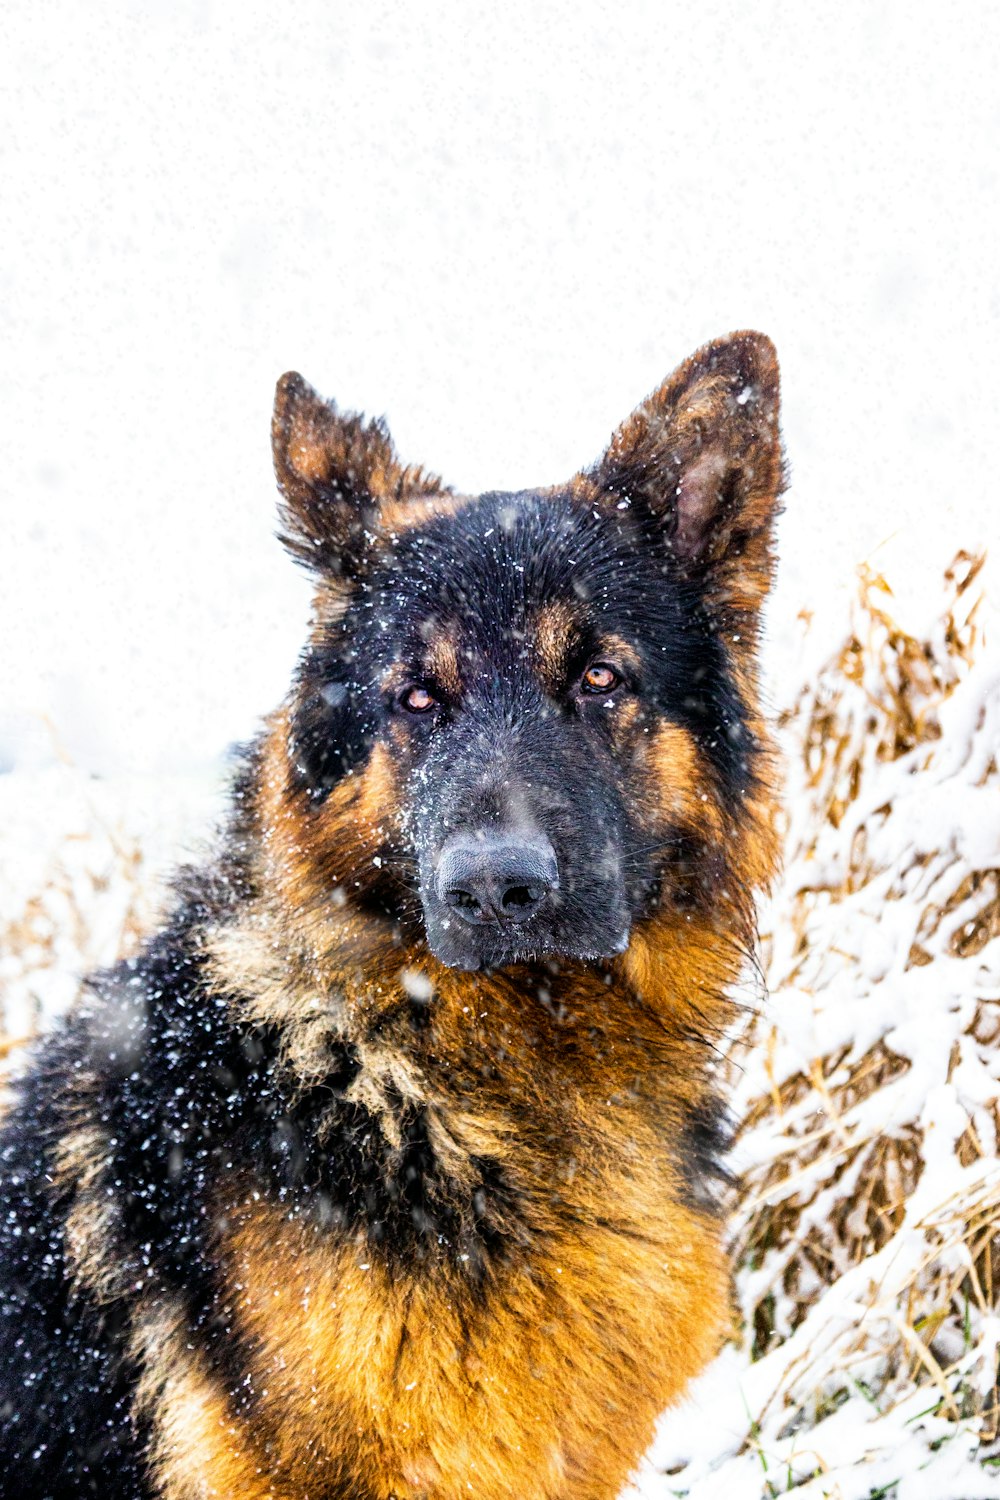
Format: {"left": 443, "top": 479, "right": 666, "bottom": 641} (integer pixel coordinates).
{"left": 272, "top": 372, "right": 445, "bottom": 577}
{"left": 589, "top": 331, "right": 785, "bottom": 610}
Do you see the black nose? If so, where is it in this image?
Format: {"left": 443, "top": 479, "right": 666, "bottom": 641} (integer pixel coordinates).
{"left": 435, "top": 832, "right": 558, "bottom": 926}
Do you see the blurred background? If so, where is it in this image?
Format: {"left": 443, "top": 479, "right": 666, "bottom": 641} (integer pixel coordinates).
{"left": 3, "top": 0, "right": 996, "bottom": 775}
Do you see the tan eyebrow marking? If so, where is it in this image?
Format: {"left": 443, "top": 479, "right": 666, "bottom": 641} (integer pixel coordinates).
{"left": 533, "top": 612, "right": 645, "bottom": 695}
{"left": 594, "top": 634, "right": 642, "bottom": 676}
{"left": 421, "top": 630, "right": 462, "bottom": 698}
{"left": 378, "top": 624, "right": 464, "bottom": 702}
{"left": 534, "top": 602, "right": 580, "bottom": 689}
{"left": 380, "top": 662, "right": 412, "bottom": 697}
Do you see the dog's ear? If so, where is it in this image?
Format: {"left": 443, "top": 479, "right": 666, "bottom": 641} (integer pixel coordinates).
{"left": 588, "top": 332, "right": 785, "bottom": 610}
{"left": 272, "top": 372, "right": 444, "bottom": 576}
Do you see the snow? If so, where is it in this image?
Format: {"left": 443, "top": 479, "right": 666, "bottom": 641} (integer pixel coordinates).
{"left": 3, "top": 2, "right": 999, "bottom": 1493}
{"left": 0, "top": 762, "right": 220, "bottom": 1059}
{"left": 3, "top": 0, "right": 998, "bottom": 777}
{"left": 638, "top": 558, "right": 1000, "bottom": 1497}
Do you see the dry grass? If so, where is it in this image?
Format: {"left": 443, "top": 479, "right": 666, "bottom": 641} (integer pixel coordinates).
{"left": 724, "top": 551, "right": 1000, "bottom": 1480}
{"left": 0, "top": 759, "right": 217, "bottom": 1083}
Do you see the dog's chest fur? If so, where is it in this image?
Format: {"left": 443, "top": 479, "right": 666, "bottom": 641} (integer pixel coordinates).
{"left": 147, "top": 949, "right": 730, "bottom": 1500}
{"left": 213, "top": 1088, "right": 724, "bottom": 1499}
{"left": 216, "top": 1178, "right": 724, "bottom": 1500}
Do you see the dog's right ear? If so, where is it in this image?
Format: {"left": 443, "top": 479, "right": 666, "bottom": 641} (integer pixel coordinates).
{"left": 272, "top": 373, "right": 444, "bottom": 577}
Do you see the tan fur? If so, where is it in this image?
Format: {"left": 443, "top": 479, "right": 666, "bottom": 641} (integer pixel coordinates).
{"left": 251, "top": 708, "right": 406, "bottom": 928}
{"left": 379, "top": 489, "right": 472, "bottom": 534}
{"left": 122, "top": 335, "right": 785, "bottom": 1498}
{"left": 534, "top": 600, "right": 579, "bottom": 688}
{"left": 211, "top": 1186, "right": 725, "bottom": 1500}
{"left": 198, "top": 916, "right": 740, "bottom": 1498}
{"left": 273, "top": 371, "right": 449, "bottom": 515}
{"left": 50, "top": 1112, "right": 143, "bottom": 1314}
{"left": 194, "top": 819, "right": 754, "bottom": 1500}
{"left": 131, "top": 1305, "right": 286, "bottom": 1500}
{"left": 63, "top": 1190, "right": 123, "bottom": 1306}
{"left": 588, "top": 331, "right": 783, "bottom": 613}
{"left": 594, "top": 632, "right": 642, "bottom": 676}
{"left": 634, "top": 721, "right": 723, "bottom": 838}
{"left": 420, "top": 626, "right": 463, "bottom": 699}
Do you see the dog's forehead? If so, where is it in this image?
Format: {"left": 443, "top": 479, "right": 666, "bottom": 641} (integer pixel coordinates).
{"left": 375, "top": 489, "right": 627, "bottom": 636}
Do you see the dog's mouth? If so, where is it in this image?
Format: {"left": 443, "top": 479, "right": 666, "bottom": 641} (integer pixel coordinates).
{"left": 426, "top": 913, "right": 631, "bottom": 972}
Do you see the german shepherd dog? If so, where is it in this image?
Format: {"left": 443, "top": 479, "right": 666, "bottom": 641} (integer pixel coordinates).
{"left": 0, "top": 332, "right": 784, "bottom": 1499}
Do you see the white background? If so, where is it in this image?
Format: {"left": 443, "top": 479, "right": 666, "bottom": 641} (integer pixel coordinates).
{"left": 3, "top": 0, "right": 997, "bottom": 774}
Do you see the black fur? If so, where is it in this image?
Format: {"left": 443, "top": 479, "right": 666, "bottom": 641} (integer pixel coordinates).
{"left": 0, "top": 1043, "right": 151, "bottom": 1497}
{"left": 290, "top": 489, "right": 759, "bottom": 968}
{"left": 0, "top": 874, "right": 527, "bottom": 1493}
{"left": 295, "top": 491, "right": 754, "bottom": 806}
{"left": 1, "top": 399, "right": 770, "bottom": 1490}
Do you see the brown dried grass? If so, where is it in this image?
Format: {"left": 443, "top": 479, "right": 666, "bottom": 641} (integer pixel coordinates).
{"left": 731, "top": 550, "right": 1000, "bottom": 1450}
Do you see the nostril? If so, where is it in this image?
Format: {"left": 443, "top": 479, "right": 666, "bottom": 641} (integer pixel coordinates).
{"left": 500, "top": 883, "right": 544, "bottom": 913}
{"left": 445, "top": 887, "right": 481, "bottom": 914}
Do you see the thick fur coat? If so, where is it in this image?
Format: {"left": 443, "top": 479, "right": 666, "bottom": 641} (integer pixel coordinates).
{"left": 0, "top": 331, "right": 785, "bottom": 1499}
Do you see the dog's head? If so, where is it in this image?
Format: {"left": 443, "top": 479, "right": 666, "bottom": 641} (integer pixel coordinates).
{"left": 265, "top": 333, "right": 784, "bottom": 971}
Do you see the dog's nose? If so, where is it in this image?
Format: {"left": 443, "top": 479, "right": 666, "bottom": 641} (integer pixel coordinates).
{"left": 436, "top": 832, "right": 558, "bottom": 925}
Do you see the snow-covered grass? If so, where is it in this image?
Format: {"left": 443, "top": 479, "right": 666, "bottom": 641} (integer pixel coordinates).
{"left": 0, "top": 752, "right": 222, "bottom": 1073}
{"left": 1, "top": 553, "right": 997, "bottom": 1497}
{"left": 637, "top": 552, "right": 1000, "bottom": 1498}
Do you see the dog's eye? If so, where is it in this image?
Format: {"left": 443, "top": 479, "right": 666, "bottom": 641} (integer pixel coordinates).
{"left": 401, "top": 685, "right": 438, "bottom": 714}
{"left": 580, "top": 664, "right": 621, "bottom": 696}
